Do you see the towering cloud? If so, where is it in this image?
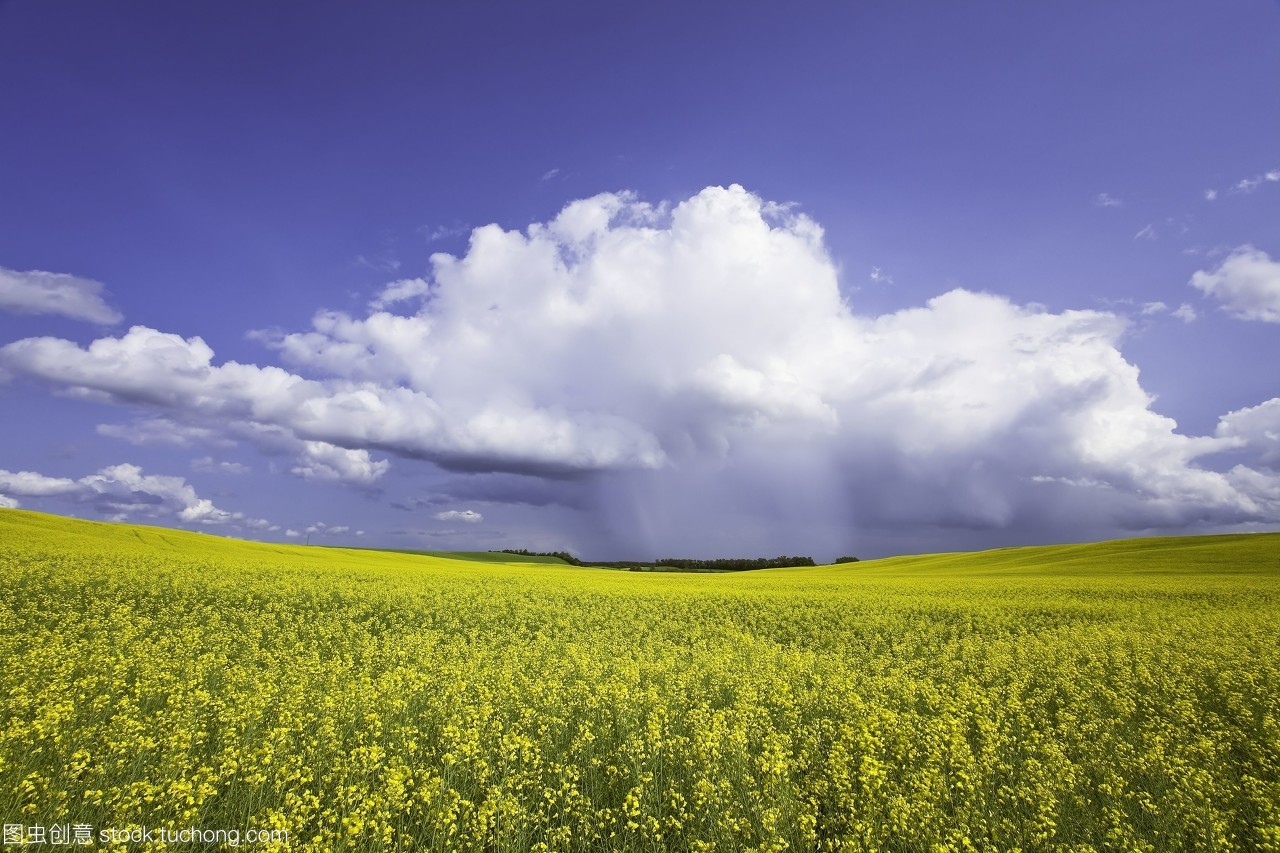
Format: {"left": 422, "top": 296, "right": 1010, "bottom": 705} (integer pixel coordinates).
{"left": 2, "top": 186, "right": 1278, "bottom": 555}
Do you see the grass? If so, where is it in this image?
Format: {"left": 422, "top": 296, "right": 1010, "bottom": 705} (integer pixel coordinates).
{"left": 1, "top": 507, "right": 1278, "bottom": 851}
{"left": 344, "top": 547, "right": 577, "bottom": 566}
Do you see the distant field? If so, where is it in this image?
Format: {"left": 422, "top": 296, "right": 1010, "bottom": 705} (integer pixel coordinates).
{"left": 355, "top": 547, "right": 576, "bottom": 566}
{"left": 2, "top": 508, "right": 1278, "bottom": 851}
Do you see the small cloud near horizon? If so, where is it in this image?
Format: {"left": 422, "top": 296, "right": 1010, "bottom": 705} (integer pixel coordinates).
{"left": 435, "top": 509, "right": 484, "bottom": 523}
{"left": 0, "top": 267, "right": 123, "bottom": 325}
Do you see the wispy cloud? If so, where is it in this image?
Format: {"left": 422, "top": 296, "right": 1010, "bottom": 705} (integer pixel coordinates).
{"left": 540, "top": 168, "right": 561, "bottom": 182}
{"left": 420, "top": 222, "right": 468, "bottom": 243}
{"left": 1232, "top": 169, "right": 1280, "bottom": 194}
{"left": 869, "top": 266, "right": 894, "bottom": 285}
{"left": 0, "top": 267, "right": 123, "bottom": 325}
{"left": 191, "top": 456, "right": 251, "bottom": 475}
{"left": 355, "top": 253, "right": 401, "bottom": 274}
{"left": 98, "top": 417, "right": 235, "bottom": 449}
{"left": 1134, "top": 224, "right": 1157, "bottom": 241}
{"left": 390, "top": 526, "right": 504, "bottom": 539}
{"left": 1207, "top": 167, "right": 1280, "bottom": 200}
{"left": 1094, "top": 192, "right": 1123, "bottom": 208}
{"left": 1141, "top": 301, "right": 1197, "bottom": 323}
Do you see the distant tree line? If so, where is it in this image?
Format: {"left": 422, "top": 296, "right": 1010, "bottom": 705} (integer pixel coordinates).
{"left": 497, "top": 550, "right": 819, "bottom": 572}
{"left": 834, "top": 556, "right": 861, "bottom": 564}
{"left": 499, "top": 549, "right": 583, "bottom": 565}
{"left": 654, "top": 556, "right": 816, "bottom": 572}
{"left": 497, "top": 550, "right": 648, "bottom": 569}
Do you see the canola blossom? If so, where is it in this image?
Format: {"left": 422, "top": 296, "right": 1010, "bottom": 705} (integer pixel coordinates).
{"left": 1, "top": 508, "right": 1279, "bottom": 851}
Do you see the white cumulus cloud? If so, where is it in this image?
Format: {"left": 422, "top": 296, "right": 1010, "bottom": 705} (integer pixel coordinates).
{"left": 0, "top": 469, "right": 80, "bottom": 497}
{"left": 0, "top": 267, "right": 123, "bottom": 324}
{"left": 301, "top": 521, "right": 352, "bottom": 536}
{"left": 2, "top": 323, "right": 661, "bottom": 475}
{"left": 291, "top": 441, "right": 389, "bottom": 486}
{"left": 1190, "top": 245, "right": 1280, "bottom": 323}
{"left": 98, "top": 417, "right": 236, "bottom": 448}
{"left": 435, "top": 509, "right": 483, "bottom": 523}
{"left": 3, "top": 185, "right": 1280, "bottom": 555}
{"left": 1217, "top": 398, "right": 1280, "bottom": 468}
{"left": 79, "top": 463, "right": 235, "bottom": 523}
{"left": 367, "top": 277, "right": 430, "bottom": 311}
{"left": 0, "top": 463, "right": 268, "bottom": 527}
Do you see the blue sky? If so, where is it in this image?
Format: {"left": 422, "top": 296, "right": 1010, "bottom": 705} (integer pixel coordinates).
{"left": 2, "top": 1, "right": 1279, "bottom": 559}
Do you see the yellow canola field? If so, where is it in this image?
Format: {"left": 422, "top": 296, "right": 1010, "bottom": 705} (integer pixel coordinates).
{"left": 2, "top": 508, "right": 1279, "bottom": 851}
